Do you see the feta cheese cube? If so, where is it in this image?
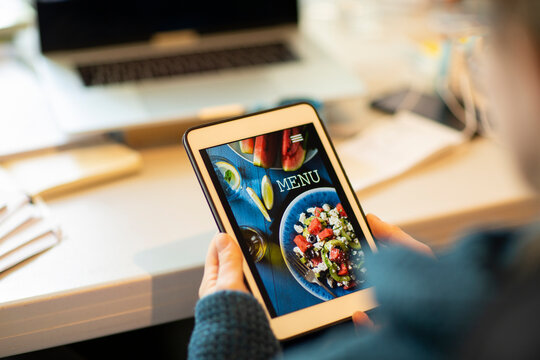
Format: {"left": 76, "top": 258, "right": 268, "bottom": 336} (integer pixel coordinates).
{"left": 294, "top": 224, "right": 303, "bottom": 234}
{"left": 313, "top": 261, "right": 328, "bottom": 273}
{"left": 329, "top": 216, "right": 340, "bottom": 226}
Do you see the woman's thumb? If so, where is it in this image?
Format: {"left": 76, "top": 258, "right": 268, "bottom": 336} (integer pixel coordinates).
{"left": 214, "top": 233, "right": 244, "bottom": 276}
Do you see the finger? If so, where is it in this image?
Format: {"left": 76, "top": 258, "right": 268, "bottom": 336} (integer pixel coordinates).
{"left": 214, "top": 233, "right": 248, "bottom": 293}
{"left": 367, "top": 214, "right": 433, "bottom": 256}
{"left": 367, "top": 214, "right": 410, "bottom": 242}
{"left": 205, "top": 236, "right": 219, "bottom": 271}
{"left": 199, "top": 236, "right": 219, "bottom": 298}
{"left": 352, "top": 311, "right": 374, "bottom": 328}
{"left": 215, "top": 233, "right": 244, "bottom": 277}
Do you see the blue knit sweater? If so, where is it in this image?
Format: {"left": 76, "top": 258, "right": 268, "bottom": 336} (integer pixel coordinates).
{"left": 189, "top": 228, "right": 528, "bottom": 360}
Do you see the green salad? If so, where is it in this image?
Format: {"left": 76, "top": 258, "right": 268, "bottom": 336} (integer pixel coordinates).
{"left": 292, "top": 202, "right": 366, "bottom": 289}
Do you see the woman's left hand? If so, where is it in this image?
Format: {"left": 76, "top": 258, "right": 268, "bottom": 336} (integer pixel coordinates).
{"left": 199, "top": 233, "right": 249, "bottom": 298}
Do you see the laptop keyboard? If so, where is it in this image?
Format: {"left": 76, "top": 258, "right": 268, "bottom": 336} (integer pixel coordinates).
{"left": 77, "top": 42, "right": 298, "bottom": 86}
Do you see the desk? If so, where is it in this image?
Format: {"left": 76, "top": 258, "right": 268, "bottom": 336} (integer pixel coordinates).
{"left": 1, "top": 1, "right": 540, "bottom": 356}
{"left": 1, "top": 136, "right": 539, "bottom": 356}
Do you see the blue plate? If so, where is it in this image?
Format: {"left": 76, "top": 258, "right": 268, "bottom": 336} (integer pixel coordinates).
{"left": 279, "top": 187, "right": 357, "bottom": 301}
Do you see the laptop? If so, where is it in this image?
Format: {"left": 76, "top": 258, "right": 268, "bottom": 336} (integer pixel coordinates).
{"left": 34, "top": 0, "right": 365, "bottom": 136}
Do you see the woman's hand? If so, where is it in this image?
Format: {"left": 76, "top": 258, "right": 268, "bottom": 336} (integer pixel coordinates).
{"left": 199, "top": 233, "right": 249, "bottom": 298}
{"left": 366, "top": 213, "right": 433, "bottom": 256}
{"left": 352, "top": 214, "right": 433, "bottom": 326}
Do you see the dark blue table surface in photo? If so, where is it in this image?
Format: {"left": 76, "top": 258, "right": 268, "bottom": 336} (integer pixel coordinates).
{"left": 206, "top": 144, "right": 336, "bottom": 316}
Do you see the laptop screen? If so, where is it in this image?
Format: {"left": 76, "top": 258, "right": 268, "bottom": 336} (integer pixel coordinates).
{"left": 37, "top": 0, "right": 298, "bottom": 52}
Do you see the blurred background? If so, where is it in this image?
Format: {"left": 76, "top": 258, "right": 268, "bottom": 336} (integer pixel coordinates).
{"left": 1, "top": 0, "right": 488, "bottom": 149}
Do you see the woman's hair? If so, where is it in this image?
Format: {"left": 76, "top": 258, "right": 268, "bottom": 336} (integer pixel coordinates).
{"left": 492, "top": 0, "right": 540, "bottom": 49}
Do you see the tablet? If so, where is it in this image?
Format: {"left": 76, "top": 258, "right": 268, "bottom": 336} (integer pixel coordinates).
{"left": 183, "top": 103, "right": 378, "bottom": 339}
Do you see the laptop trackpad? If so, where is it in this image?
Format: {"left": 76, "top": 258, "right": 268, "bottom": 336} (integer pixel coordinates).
{"left": 137, "top": 72, "right": 277, "bottom": 120}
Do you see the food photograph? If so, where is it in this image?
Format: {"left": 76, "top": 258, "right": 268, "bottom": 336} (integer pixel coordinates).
{"left": 204, "top": 124, "right": 370, "bottom": 316}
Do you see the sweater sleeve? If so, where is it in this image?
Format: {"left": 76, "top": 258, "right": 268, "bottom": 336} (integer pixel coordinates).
{"left": 188, "top": 290, "right": 281, "bottom": 360}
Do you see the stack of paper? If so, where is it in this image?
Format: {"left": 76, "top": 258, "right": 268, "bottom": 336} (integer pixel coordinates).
{"left": 0, "top": 141, "right": 142, "bottom": 273}
{"left": 0, "top": 169, "right": 60, "bottom": 273}
{"left": 338, "top": 111, "right": 465, "bottom": 191}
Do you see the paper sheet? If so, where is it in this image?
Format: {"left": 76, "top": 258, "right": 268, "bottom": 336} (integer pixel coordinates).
{"left": 0, "top": 168, "right": 61, "bottom": 273}
{"left": 0, "top": 232, "right": 59, "bottom": 273}
{"left": 338, "top": 111, "right": 465, "bottom": 191}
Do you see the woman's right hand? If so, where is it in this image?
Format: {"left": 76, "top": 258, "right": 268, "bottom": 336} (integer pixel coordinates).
{"left": 366, "top": 214, "right": 433, "bottom": 256}
{"left": 352, "top": 214, "right": 433, "bottom": 327}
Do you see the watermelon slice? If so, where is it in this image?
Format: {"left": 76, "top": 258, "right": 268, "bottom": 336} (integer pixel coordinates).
{"left": 293, "top": 235, "right": 312, "bottom": 253}
{"left": 239, "top": 138, "right": 254, "bottom": 154}
{"left": 282, "top": 127, "right": 307, "bottom": 172}
{"left": 253, "top": 133, "right": 278, "bottom": 168}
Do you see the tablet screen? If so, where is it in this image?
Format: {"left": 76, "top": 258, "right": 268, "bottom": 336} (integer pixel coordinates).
{"left": 200, "top": 123, "right": 372, "bottom": 317}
